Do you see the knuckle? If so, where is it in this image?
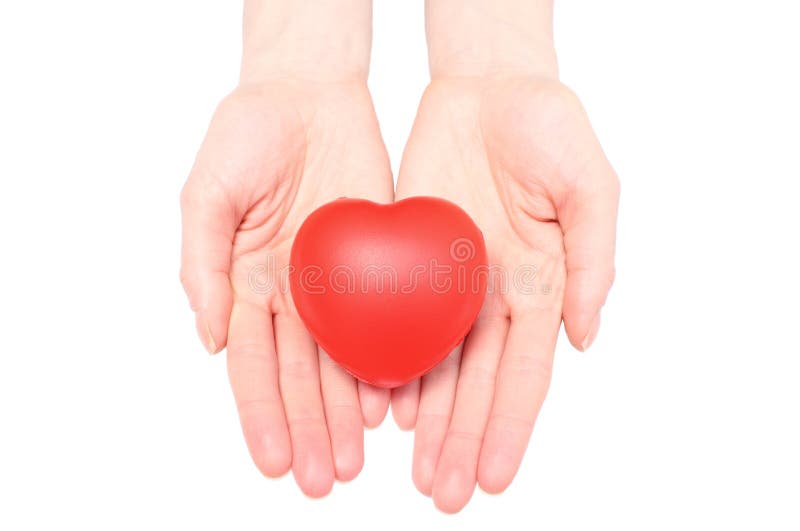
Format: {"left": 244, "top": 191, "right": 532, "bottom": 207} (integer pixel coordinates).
{"left": 325, "top": 404, "right": 362, "bottom": 432}
{"left": 280, "top": 358, "right": 318, "bottom": 381}
{"left": 181, "top": 168, "right": 231, "bottom": 213}
{"left": 227, "top": 342, "right": 275, "bottom": 371}
{"left": 487, "top": 412, "right": 534, "bottom": 440}
{"left": 286, "top": 415, "right": 327, "bottom": 433}
{"left": 415, "top": 412, "right": 451, "bottom": 431}
{"left": 446, "top": 428, "right": 483, "bottom": 444}
{"left": 504, "top": 351, "right": 553, "bottom": 385}
{"left": 458, "top": 364, "right": 497, "bottom": 389}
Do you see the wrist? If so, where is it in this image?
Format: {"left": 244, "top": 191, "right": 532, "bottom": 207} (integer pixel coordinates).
{"left": 241, "top": 0, "right": 373, "bottom": 84}
{"left": 425, "top": 0, "right": 558, "bottom": 80}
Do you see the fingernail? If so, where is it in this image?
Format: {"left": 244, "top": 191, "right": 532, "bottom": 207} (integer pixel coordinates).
{"left": 196, "top": 314, "right": 217, "bottom": 354}
{"left": 204, "top": 320, "right": 217, "bottom": 354}
{"left": 580, "top": 313, "right": 601, "bottom": 352}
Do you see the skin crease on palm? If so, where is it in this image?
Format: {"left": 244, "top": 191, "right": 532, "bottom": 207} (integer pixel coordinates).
{"left": 181, "top": 81, "right": 395, "bottom": 497}
{"left": 390, "top": 76, "right": 619, "bottom": 513}
{"left": 180, "top": 0, "right": 618, "bottom": 513}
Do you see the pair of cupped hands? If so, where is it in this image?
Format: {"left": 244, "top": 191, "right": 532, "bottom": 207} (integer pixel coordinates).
{"left": 180, "top": 72, "right": 618, "bottom": 513}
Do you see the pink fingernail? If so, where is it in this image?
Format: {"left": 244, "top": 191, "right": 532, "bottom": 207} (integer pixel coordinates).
{"left": 195, "top": 314, "right": 217, "bottom": 354}
{"left": 580, "top": 313, "right": 601, "bottom": 352}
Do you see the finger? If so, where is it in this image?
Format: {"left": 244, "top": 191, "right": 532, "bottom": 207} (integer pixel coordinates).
{"left": 227, "top": 302, "right": 291, "bottom": 477}
{"left": 358, "top": 382, "right": 390, "bottom": 429}
{"left": 477, "top": 308, "right": 560, "bottom": 494}
{"left": 432, "top": 315, "right": 508, "bottom": 513}
{"left": 180, "top": 172, "right": 238, "bottom": 354}
{"left": 318, "top": 348, "right": 364, "bottom": 482}
{"left": 412, "top": 345, "right": 462, "bottom": 496}
{"left": 391, "top": 379, "right": 420, "bottom": 430}
{"left": 274, "top": 314, "right": 335, "bottom": 498}
{"left": 557, "top": 138, "right": 620, "bottom": 351}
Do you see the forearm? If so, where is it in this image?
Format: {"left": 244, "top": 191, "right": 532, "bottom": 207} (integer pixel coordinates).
{"left": 241, "top": 0, "right": 373, "bottom": 83}
{"left": 425, "top": 0, "right": 558, "bottom": 79}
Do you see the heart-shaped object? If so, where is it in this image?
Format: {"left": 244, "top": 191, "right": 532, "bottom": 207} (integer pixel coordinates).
{"left": 290, "top": 197, "right": 488, "bottom": 388}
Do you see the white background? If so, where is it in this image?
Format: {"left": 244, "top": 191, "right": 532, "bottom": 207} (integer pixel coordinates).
{"left": 1, "top": 1, "right": 799, "bottom": 529}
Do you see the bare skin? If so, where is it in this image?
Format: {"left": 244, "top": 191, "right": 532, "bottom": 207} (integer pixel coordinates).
{"left": 388, "top": 0, "right": 619, "bottom": 513}
{"left": 181, "top": 80, "right": 393, "bottom": 496}
{"left": 391, "top": 75, "right": 618, "bottom": 513}
{"left": 180, "top": 0, "right": 618, "bottom": 510}
{"left": 181, "top": 1, "right": 396, "bottom": 498}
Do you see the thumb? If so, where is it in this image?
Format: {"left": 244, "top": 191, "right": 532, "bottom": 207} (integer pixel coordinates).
{"left": 180, "top": 171, "right": 238, "bottom": 354}
{"left": 557, "top": 146, "right": 620, "bottom": 352}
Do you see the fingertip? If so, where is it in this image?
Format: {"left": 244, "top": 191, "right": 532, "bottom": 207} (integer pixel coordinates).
{"left": 432, "top": 465, "right": 474, "bottom": 514}
{"left": 297, "top": 476, "right": 335, "bottom": 499}
{"left": 412, "top": 454, "right": 435, "bottom": 497}
{"left": 390, "top": 381, "right": 420, "bottom": 430}
{"left": 335, "top": 456, "right": 364, "bottom": 483}
{"left": 318, "top": 349, "right": 365, "bottom": 482}
{"left": 257, "top": 447, "right": 292, "bottom": 479}
{"left": 186, "top": 274, "right": 233, "bottom": 354}
{"left": 412, "top": 420, "right": 445, "bottom": 497}
{"left": 562, "top": 274, "right": 604, "bottom": 350}
{"left": 477, "top": 451, "right": 514, "bottom": 495}
{"left": 564, "top": 308, "right": 601, "bottom": 352}
{"left": 209, "top": 279, "right": 234, "bottom": 352}
{"left": 196, "top": 314, "right": 227, "bottom": 355}
{"left": 333, "top": 444, "right": 364, "bottom": 482}
{"left": 391, "top": 406, "right": 416, "bottom": 431}
{"left": 358, "top": 383, "right": 390, "bottom": 428}
{"left": 207, "top": 320, "right": 228, "bottom": 355}
{"left": 560, "top": 169, "right": 617, "bottom": 351}
{"left": 293, "top": 453, "right": 336, "bottom": 499}
{"left": 193, "top": 313, "right": 215, "bottom": 354}
{"left": 245, "top": 429, "right": 292, "bottom": 479}
{"left": 579, "top": 312, "right": 601, "bottom": 351}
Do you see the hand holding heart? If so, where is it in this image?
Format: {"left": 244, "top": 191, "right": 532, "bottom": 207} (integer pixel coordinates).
{"left": 180, "top": 0, "right": 619, "bottom": 514}
{"left": 181, "top": 81, "right": 395, "bottom": 497}
{"left": 180, "top": 76, "right": 618, "bottom": 510}
{"left": 390, "top": 77, "right": 619, "bottom": 513}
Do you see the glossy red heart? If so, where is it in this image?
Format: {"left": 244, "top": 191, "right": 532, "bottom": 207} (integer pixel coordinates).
{"left": 290, "top": 197, "right": 488, "bottom": 388}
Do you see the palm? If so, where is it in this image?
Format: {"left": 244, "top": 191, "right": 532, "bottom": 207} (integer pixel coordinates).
{"left": 183, "top": 81, "right": 393, "bottom": 497}
{"left": 224, "top": 82, "right": 393, "bottom": 313}
{"left": 393, "top": 78, "right": 612, "bottom": 512}
{"left": 398, "top": 78, "right": 569, "bottom": 313}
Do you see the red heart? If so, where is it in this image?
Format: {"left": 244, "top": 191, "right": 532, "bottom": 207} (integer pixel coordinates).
{"left": 290, "top": 197, "right": 488, "bottom": 388}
